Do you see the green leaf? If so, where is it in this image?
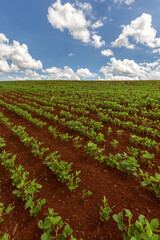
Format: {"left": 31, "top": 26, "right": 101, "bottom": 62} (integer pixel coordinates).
{"left": 38, "top": 220, "right": 44, "bottom": 229}
{"left": 41, "top": 232, "right": 51, "bottom": 240}
{"left": 125, "top": 209, "right": 132, "bottom": 218}
{"left": 150, "top": 219, "right": 159, "bottom": 229}
{"left": 63, "top": 224, "right": 73, "bottom": 237}
{"left": 6, "top": 205, "right": 14, "bottom": 214}
{"left": 146, "top": 224, "right": 153, "bottom": 237}
{"left": 140, "top": 232, "right": 149, "bottom": 240}
{"left": 50, "top": 216, "right": 61, "bottom": 225}
{"left": 43, "top": 219, "right": 52, "bottom": 229}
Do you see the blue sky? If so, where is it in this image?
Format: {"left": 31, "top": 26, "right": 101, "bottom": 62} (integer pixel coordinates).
{"left": 0, "top": 0, "right": 160, "bottom": 80}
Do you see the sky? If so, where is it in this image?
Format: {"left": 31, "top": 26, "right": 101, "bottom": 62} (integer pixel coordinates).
{"left": 0, "top": 0, "right": 160, "bottom": 80}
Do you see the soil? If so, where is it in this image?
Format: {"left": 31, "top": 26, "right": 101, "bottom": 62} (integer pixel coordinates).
{"left": 0, "top": 92, "right": 160, "bottom": 240}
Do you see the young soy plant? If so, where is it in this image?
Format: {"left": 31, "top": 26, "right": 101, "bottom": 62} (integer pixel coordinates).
{"left": 72, "top": 136, "right": 83, "bottom": 149}
{"left": 107, "top": 127, "right": 112, "bottom": 136}
{"left": 0, "top": 138, "right": 6, "bottom": 149}
{"left": 111, "top": 139, "right": 119, "bottom": 149}
{"left": 81, "top": 190, "right": 93, "bottom": 200}
{"left": 117, "top": 130, "right": 124, "bottom": 137}
{"left": 38, "top": 208, "right": 82, "bottom": 240}
{"left": 99, "top": 196, "right": 112, "bottom": 222}
{"left": 113, "top": 209, "right": 160, "bottom": 240}
{"left": 0, "top": 202, "right": 14, "bottom": 223}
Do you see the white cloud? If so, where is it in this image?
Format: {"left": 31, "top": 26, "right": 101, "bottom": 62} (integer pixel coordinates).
{"left": 23, "top": 70, "right": 47, "bottom": 80}
{"left": 152, "top": 48, "right": 160, "bottom": 54}
{"left": 47, "top": 0, "right": 91, "bottom": 43}
{"left": 76, "top": 68, "right": 97, "bottom": 78}
{"left": 100, "top": 57, "right": 141, "bottom": 78}
{"left": 100, "top": 57, "right": 160, "bottom": 80}
{"left": 112, "top": 13, "right": 160, "bottom": 49}
{"left": 45, "top": 66, "right": 97, "bottom": 80}
{"left": 68, "top": 53, "right": 74, "bottom": 57}
{"left": 92, "top": 35, "right": 105, "bottom": 48}
{"left": 0, "top": 60, "right": 11, "bottom": 73}
{"left": 0, "top": 33, "right": 9, "bottom": 44}
{"left": 101, "top": 49, "right": 113, "bottom": 57}
{"left": 3, "top": 69, "right": 47, "bottom": 81}
{"left": 125, "top": 0, "right": 134, "bottom": 4}
{"left": 47, "top": 0, "right": 105, "bottom": 48}
{"left": 92, "top": 20, "right": 103, "bottom": 29}
{"left": 46, "top": 66, "right": 80, "bottom": 80}
{"left": 75, "top": 0, "right": 92, "bottom": 16}
{"left": 113, "top": 0, "right": 135, "bottom": 5}
{"left": 0, "top": 33, "right": 43, "bottom": 71}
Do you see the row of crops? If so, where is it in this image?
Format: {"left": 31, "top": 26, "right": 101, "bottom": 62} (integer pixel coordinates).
{"left": 0, "top": 80, "right": 160, "bottom": 240}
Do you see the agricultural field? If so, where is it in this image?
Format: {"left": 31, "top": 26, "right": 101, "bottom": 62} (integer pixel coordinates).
{"left": 0, "top": 80, "right": 160, "bottom": 240}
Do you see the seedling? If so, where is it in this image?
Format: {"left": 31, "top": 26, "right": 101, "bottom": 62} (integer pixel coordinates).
{"left": 117, "top": 130, "right": 124, "bottom": 137}
{"left": 38, "top": 208, "right": 83, "bottom": 240}
{"left": 95, "top": 132, "right": 105, "bottom": 144}
{"left": 81, "top": 190, "right": 93, "bottom": 200}
{"left": 99, "top": 196, "right": 113, "bottom": 222}
{"left": 48, "top": 126, "right": 59, "bottom": 139}
{"left": 113, "top": 209, "right": 160, "bottom": 239}
{"left": 72, "top": 136, "right": 83, "bottom": 149}
{"left": 111, "top": 139, "right": 118, "bottom": 148}
{"left": 0, "top": 233, "right": 13, "bottom": 239}
{"left": 0, "top": 138, "right": 6, "bottom": 149}
{"left": 107, "top": 127, "right": 112, "bottom": 136}
{"left": 0, "top": 202, "right": 14, "bottom": 222}
{"left": 59, "top": 133, "right": 72, "bottom": 142}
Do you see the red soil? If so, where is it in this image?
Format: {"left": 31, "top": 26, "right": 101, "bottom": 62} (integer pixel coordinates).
{"left": 0, "top": 96, "right": 160, "bottom": 240}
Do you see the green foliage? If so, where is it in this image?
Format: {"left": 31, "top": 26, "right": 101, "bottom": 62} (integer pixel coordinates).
{"left": 81, "top": 190, "right": 93, "bottom": 200}
{"left": 0, "top": 150, "right": 46, "bottom": 217}
{"left": 0, "top": 233, "right": 14, "bottom": 240}
{"left": 99, "top": 196, "right": 112, "bottom": 222}
{"left": 117, "top": 130, "right": 124, "bottom": 137}
{"left": 38, "top": 208, "right": 83, "bottom": 240}
{"left": 107, "top": 127, "right": 112, "bottom": 136}
{"left": 0, "top": 138, "right": 6, "bottom": 149}
{"left": 72, "top": 136, "right": 83, "bottom": 149}
{"left": 59, "top": 133, "right": 72, "bottom": 142}
{"left": 137, "top": 169, "right": 160, "bottom": 199}
{"left": 130, "top": 134, "right": 159, "bottom": 150}
{"left": 48, "top": 126, "right": 59, "bottom": 139}
{"left": 84, "top": 141, "right": 106, "bottom": 163}
{"left": 113, "top": 209, "right": 160, "bottom": 240}
{"left": 45, "top": 152, "right": 81, "bottom": 191}
{"left": 110, "top": 139, "right": 119, "bottom": 148}
{"left": 0, "top": 202, "right": 14, "bottom": 223}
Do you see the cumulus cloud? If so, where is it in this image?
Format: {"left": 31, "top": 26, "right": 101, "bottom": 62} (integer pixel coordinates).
{"left": 100, "top": 57, "right": 141, "bottom": 79}
{"left": 0, "top": 60, "right": 12, "bottom": 73}
{"left": 92, "top": 20, "right": 103, "bottom": 29}
{"left": 68, "top": 53, "right": 74, "bottom": 57}
{"left": 100, "top": 57, "right": 160, "bottom": 80}
{"left": 92, "top": 35, "right": 105, "bottom": 48}
{"left": 0, "top": 33, "right": 43, "bottom": 72}
{"left": 112, "top": 13, "right": 160, "bottom": 49}
{"left": 101, "top": 49, "right": 113, "bottom": 57}
{"left": 152, "top": 48, "right": 160, "bottom": 54}
{"left": 45, "top": 66, "right": 97, "bottom": 80}
{"left": 47, "top": 0, "right": 105, "bottom": 48}
{"left": 113, "top": 0, "right": 135, "bottom": 5}
{"left": 76, "top": 68, "right": 97, "bottom": 78}
{"left": 47, "top": 0, "right": 91, "bottom": 43}
{"left": 75, "top": 0, "right": 92, "bottom": 16}
{"left": 23, "top": 70, "right": 47, "bottom": 80}
{"left": 46, "top": 66, "right": 80, "bottom": 80}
